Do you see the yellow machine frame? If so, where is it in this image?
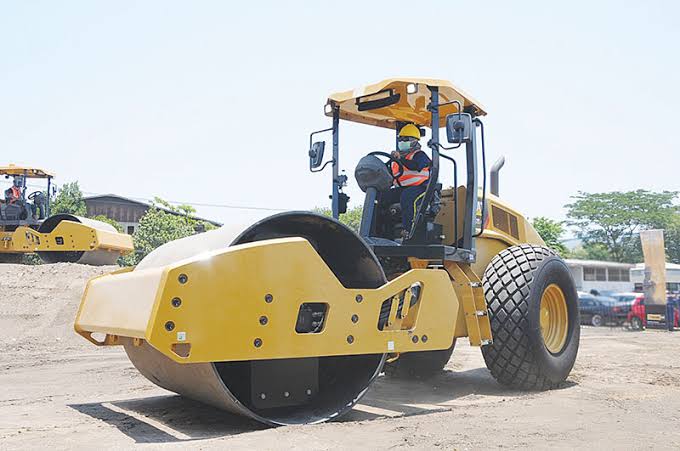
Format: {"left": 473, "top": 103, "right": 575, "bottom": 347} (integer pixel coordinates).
{"left": 1, "top": 164, "right": 133, "bottom": 263}
{"left": 1, "top": 220, "right": 132, "bottom": 255}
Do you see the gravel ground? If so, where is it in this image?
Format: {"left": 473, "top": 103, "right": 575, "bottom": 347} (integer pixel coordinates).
{"left": 1, "top": 263, "right": 679, "bottom": 450}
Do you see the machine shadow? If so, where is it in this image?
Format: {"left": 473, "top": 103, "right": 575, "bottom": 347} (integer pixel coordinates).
{"left": 342, "top": 367, "right": 579, "bottom": 421}
{"left": 69, "top": 368, "right": 580, "bottom": 443}
{"left": 69, "top": 395, "right": 265, "bottom": 444}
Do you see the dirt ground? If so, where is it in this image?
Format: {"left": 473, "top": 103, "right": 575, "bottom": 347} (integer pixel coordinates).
{"left": 1, "top": 263, "right": 679, "bottom": 450}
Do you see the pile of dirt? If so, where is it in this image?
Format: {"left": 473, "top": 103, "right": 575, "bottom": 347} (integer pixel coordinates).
{"left": 0, "top": 263, "right": 116, "bottom": 350}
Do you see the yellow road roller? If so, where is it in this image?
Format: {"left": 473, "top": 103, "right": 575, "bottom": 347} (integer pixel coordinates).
{"left": 0, "top": 164, "right": 133, "bottom": 265}
{"left": 74, "top": 78, "right": 580, "bottom": 425}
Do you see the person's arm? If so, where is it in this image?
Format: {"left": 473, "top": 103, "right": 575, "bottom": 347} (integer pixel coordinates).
{"left": 401, "top": 151, "right": 431, "bottom": 171}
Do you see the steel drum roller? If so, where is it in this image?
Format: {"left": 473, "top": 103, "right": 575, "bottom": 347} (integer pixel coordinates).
{"left": 125, "top": 212, "right": 387, "bottom": 425}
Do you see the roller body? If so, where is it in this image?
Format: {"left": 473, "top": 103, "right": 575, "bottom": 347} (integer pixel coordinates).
{"left": 75, "top": 212, "right": 460, "bottom": 425}
{"left": 129, "top": 213, "right": 388, "bottom": 425}
{"left": 0, "top": 214, "right": 133, "bottom": 265}
{"left": 81, "top": 212, "right": 440, "bottom": 425}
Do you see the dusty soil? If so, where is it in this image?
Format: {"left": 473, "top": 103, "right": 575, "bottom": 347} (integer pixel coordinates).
{"left": 1, "top": 263, "right": 679, "bottom": 450}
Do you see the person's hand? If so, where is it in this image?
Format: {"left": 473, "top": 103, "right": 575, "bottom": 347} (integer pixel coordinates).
{"left": 391, "top": 150, "right": 400, "bottom": 159}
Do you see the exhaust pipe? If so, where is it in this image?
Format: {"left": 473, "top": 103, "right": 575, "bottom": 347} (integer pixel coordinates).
{"left": 490, "top": 156, "right": 505, "bottom": 196}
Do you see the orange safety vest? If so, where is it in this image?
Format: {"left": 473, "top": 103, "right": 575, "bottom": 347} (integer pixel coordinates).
{"left": 391, "top": 151, "right": 430, "bottom": 187}
{"left": 8, "top": 186, "right": 21, "bottom": 204}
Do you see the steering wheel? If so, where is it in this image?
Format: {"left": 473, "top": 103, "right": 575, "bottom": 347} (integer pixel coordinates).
{"left": 367, "top": 151, "right": 404, "bottom": 187}
{"left": 27, "top": 191, "right": 42, "bottom": 201}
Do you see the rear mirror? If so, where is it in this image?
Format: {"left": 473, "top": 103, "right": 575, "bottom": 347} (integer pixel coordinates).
{"left": 309, "top": 141, "right": 326, "bottom": 169}
{"left": 445, "top": 113, "right": 473, "bottom": 144}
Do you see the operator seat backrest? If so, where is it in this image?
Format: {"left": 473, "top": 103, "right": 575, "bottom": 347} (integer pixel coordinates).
{"left": 3, "top": 204, "right": 22, "bottom": 221}
{"left": 435, "top": 186, "right": 467, "bottom": 246}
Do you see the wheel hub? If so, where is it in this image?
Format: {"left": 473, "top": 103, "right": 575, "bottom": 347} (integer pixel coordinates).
{"left": 540, "top": 284, "right": 568, "bottom": 354}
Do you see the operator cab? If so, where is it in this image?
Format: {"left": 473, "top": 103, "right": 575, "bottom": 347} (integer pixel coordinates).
{"left": 307, "top": 78, "right": 488, "bottom": 264}
{"left": 354, "top": 150, "right": 443, "bottom": 244}
{"left": 0, "top": 165, "right": 55, "bottom": 230}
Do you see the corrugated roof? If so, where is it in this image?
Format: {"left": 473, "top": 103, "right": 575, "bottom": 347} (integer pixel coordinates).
{"left": 632, "top": 262, "right": 680, "bottom": 271}
{"left": 564, "top": 259, "right": 634, "bottom": 269}
{"left": 84, "top": 194, "right": 222, "bottom": 226}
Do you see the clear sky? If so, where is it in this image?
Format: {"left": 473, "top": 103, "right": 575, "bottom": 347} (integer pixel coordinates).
{"left": 1, "top": 1, "right": 678, "bottom": 228}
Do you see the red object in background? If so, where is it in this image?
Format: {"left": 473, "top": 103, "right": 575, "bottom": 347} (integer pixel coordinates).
{"left": 627, "top": 294, "right": 680, "bottom": 328}
{"left": 627, "top": 294, "right": 646, "bottom": 327}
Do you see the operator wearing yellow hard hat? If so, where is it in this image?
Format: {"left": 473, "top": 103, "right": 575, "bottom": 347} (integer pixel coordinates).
{"left": 381, "top": 123, "right": 432, "bottom": 237}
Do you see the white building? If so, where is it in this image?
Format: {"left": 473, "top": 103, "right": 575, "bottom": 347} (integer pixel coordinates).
{"left": 565, "top": 259, "right": 634, "bottom": 293}
{"left": 630, "top": 262, "right": 680, "bottom": 293}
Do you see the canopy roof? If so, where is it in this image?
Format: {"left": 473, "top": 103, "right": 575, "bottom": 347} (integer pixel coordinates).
{"left": 325, "top": 77, "right": 486, "bottom": 130}
{"left": 0, "top": 164, "right": 54, "bottom": 178}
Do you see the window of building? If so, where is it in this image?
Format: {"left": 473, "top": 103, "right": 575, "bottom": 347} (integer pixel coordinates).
{"left": 127, "top": 225, "right": 135, "bottom": 235}
{"left": 608, "top": 268, "right": 630, "bottom": 282}
{"left": 583, "top": 267, "right": 606, "bottom": 281}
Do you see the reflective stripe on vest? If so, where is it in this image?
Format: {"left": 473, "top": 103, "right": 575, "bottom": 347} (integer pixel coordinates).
{"left": 391, "top": 151, "right": 430, "bottom": 187}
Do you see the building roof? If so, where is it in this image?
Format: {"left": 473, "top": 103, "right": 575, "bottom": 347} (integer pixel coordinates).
{"left": 84, "top": 194, "right": 222, "bottom": 226}
{"left": 564, "top": 259, "right": 634, "bottom": 269}
{"left": 631, "top": 262, "right": 680, "bottom": 272}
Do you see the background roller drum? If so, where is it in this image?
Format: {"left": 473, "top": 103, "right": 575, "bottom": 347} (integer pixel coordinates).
{"left": 36, "top": 214, "right": 121, "bottom": 265}
{"left": 481, "top": 245, "right": 580, "bottom": 390}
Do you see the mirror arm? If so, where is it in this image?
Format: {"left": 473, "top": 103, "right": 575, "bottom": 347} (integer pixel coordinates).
{"left": 310, "top": 159, "right": 335, "bottom": 173}
{"left": 309, "top": 127, "right": 333, "bottom": 149}
{"left": 438, "top": 141, "right": 463, "bottom": 151}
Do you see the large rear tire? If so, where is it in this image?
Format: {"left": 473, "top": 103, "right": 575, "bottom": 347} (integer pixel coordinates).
{"left": 482, "top": 245, "right": 580, "bottom": 390}
{"left": 384, "top": 340, "right": 456, "bottom": 379}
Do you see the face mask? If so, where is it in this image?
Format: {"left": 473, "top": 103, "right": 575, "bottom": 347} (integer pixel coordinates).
{"left": 398, "top": 141, "right": 412, "bottom": 152}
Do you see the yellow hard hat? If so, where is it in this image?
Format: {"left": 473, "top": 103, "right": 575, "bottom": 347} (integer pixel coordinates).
{"left": 398, "top": 124, "right": 421, "bottom": 140}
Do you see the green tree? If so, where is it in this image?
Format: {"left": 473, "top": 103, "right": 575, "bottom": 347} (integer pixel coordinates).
{"left": 120, "top": 198, "right": 216, "bottom": 265}
{"left": 531, "top": 217, "right": 568, "bottom": 257}
{"left": 122, "top": 204, "right": 195, "bottom": 265}
{"left": 565, "top": 190, "right": 678, "bottom": 262}
{"left": 313, "top": 205, "right": 363, "bottom": 232}
{"left": 51, "top": 181, "right": 86, "bottom": 216}
{"left": 568, "top": 242, "right": 613, "bottom": 261}
{"left": 664, "top": 217, "right": 680, "bottom": 263}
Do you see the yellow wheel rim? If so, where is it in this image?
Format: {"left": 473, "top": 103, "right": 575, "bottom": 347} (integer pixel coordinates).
{"left": 540, "top": 284, "right": 569, "bottom": 354}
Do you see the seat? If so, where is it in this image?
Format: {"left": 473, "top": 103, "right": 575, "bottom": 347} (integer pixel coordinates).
{"left": 3, "top": 204, "right": 22, "bottom": 221}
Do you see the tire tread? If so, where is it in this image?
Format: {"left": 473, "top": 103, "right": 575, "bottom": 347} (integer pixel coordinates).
{"left": 482, "top": 244, "right": 562, "bottom": 390}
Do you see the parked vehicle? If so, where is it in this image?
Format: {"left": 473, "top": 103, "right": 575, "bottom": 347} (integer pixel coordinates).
{"left": 578, "top": 292, "right": 621, "bottom": 327}
{"left": 612, "top": 293, "right": 646, "bottom": 330}
{"left": 612, "top": 292, "right": 680, "bottom": 330}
